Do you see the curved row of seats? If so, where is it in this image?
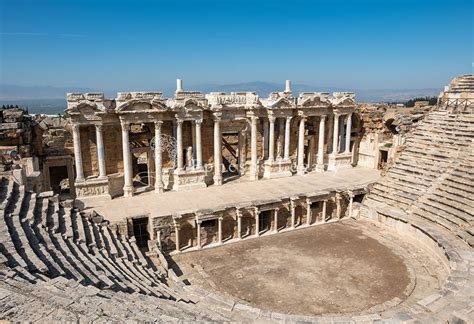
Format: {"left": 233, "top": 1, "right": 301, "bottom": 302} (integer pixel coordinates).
{"left": 0, "top": 178, "right": 261, "bottom": 321}
{"left": 362, "top": 105, "right": 474, "bottom": 322}
{"left": 366, "top": 109, "right": 474, "bottom": 246}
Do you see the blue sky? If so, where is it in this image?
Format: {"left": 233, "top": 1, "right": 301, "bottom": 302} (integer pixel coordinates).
{"left": 0, "top": 0, "right": 472, "bottom": 91}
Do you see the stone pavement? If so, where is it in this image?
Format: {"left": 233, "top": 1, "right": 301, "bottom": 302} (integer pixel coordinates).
{"left": 80, "top": 167, "right": 380, "bottom": 222}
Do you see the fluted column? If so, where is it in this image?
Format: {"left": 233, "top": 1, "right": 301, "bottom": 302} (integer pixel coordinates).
{"left": 297, "top": 117, "right": 306, "bottom": 175}
{"left": 154, "top": 121, "right": 164, "bottom": 193}
{"left": 213, "top": 114, "right": 222, "bottom": 185}
{"left": 250, "top": 116, "right": 259, "bottom": 181}
{"left": 176, "top": 119, "right": 184, "bottom": 171}
{"left": 72, "top": 123, "right": 84, "bottom": 182}
{"left": 345, "top": 113, "right": 352, "bottom": 154}
{"left": 317, "top": 115, "right": 326, "bottom": 167}
{"left": 195, "top": 119, "right": 203, "bottom": 169}
{"left": 268, "top": 115, "right": 275, "bottom": 162}
{"left": 284, "top": 116, "right": 292, "bottom": 160}
{"left": 332, "top": 113, "right": 340, "bottom": 155}
{"left": 95, "top": 124, "right": 107, "bottom": 179}
{"left": 121, "top": 121, "right": 133, "bottom": 197}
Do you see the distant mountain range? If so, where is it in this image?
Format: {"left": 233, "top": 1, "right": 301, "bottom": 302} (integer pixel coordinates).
{"left": 0, "top": 83, "right": 441, "bottom": 115}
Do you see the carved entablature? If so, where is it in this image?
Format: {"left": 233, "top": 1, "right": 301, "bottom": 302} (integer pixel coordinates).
{"left": 330, "top": 92, "right": 356, "bottom": 107}
{"left": 117, "top": 92, "right": 163, "bottom": 101}
{"left": 206, "top": 92, "right": 260, "bottom": 110}
{"left": 168, "top": 92, "right": 207, "bottom": 118}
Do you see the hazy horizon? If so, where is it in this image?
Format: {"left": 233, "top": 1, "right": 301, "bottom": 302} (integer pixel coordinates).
{"left": 1, "top": 0, "right": 472, "bottom": 93}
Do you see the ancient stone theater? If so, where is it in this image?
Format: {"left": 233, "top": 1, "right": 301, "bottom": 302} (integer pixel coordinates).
{"left": 0, "top": 75, "right": 472, "bottom": 322}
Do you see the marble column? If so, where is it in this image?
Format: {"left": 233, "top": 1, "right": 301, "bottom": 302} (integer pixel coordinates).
{"left": 250, "top": 116, "right": 259, "bottom": 181}
{"left": 218, "top": 217, "right": 223, "bottom": 244}
{"left": 306, "top": 199, "right": 312, "bottom": 225}
{"left": 255, "top": 208, "right": 260, "bottom": 237}
{"left": 332, "top": 113, "right": 340, "bottom": 155}
{"left": 196, "top": 220, "right": 202, "bottom": 248}
{"left": 154, "top": 121, "right": 164, "bottom": 193}
{"left": 336, "top": 193, "right": 341, "bottom": 219}
{"left": 348, "top": 191, "right": 354, "bottom": 218}
{"left": 290, "top": 200, "right": 296, "bottom": 229}
{"left": 263, "top": 118, "right": 269, "bottom": 160}
{"left": 195, "top": 120, "right": 203, "bottom": 169}
{"left": 72, "top": 123, "right": 84, "bottom": 182}
{"left": 268, "top": 115, "right": 275, "bottom": 162}
{"left": 236, "top": 210, "right": 242, "bottom": 239}
{"left": 322, "top": 200, "right": 327, "bottom": 223}
{"left": 175, "top": 225, "right": 180, "bottom": 252}
{"left": 176, "top": 119, "right": 184, "bottom": 171}
{"left": 121, "top": 121, "right": 133, "bottom": 197}
{"left": 95, "top": 124, "right": 107, "bottom": 179}
{"left": 277, "top": 118, "right": 284, "bottom": 159}
{"left": 284, "top": 116, "right": 292, "bottom": 160}
{"left": 274, "top": 208, "right": 279, "bottom": 232}
{"left": 213, "top": 115, "right": 222, "bottom": 185}
{"left": 317, "top": 115, "right": 326, "bottom": 167}
{"left": 345, "top": 113, "right": 352, "bottom": 154}
{"left": 297, "top": 117, "right": 306, "bottom": 175}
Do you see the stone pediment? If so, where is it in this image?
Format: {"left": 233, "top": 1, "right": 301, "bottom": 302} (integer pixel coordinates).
{"left": 298, "top": 92, "right": 330, "bottom": 107}
{"left": 265, "top": 96, "right": 296, "bottom": 109}
{"left": 66, "top": 100, "right": 107, "bottom": 116}
{"left": 330, "top": 92, "right": 356, "bottom": 107}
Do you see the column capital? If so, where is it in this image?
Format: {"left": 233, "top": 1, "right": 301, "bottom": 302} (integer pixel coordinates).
{"left": 154, "top": 120, "right": 164, "bottom": 126}
{"left": 218, "top": 216, "right": 223, "bottom": 221}
{"left": 320, "top": 114, "right": 327, "bottom": 120}
{"left": 71, "top": 123, "right": 80, "bottom": 131}
{"left": 213, "top": 112, "right": 222, "bottom": 121}
{"left": 267, "top": 115, "right": 276, "bottom": 123}
{"left": 194, "top": 118, "right": 203, "bottom": 125}
{"left": 175, "top": 118, "right": 184, "bottom": 125}
{"left": 254, "top": 207, "right": 260, "bottom": 216}
{"left": 250, "top": 115, "right": 259, "bottom": 123}
{"left": 120, "top": 120, "right": 130, "bottom": 129}
{"left": 235, "top": 208, "right": 243, "bottom": 217}
{"left": 94, "top": 123, "right": 103, "bottom": 131}
{"left": 306, "top": 198, "right": 312, "bottom": 205}
{"left": 286, "top": 115, "right": 293, "bottom": 121}
{"left": 347, "top": 190, "right": 355, "bottom": 198}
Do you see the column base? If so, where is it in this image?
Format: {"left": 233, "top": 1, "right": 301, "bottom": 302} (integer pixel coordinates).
{"left": 213, "top": 174, "right": 223, "bottom": 186}
{"left": 123, "top": 185, "right": 134, "bottom": 197}
{"left": 172, "top": 169, "right": 207, "bottom": 191}
{"left": 328, "top": 153, "right": 352, "bottom": 171}
{"left": 248, "top": 172, "right": 258, "bottom": 181}
{"left": 75, "top": 177, "right": 111, "bottom": 198}
{"left": 154, "top": 185, "right": 164, "bottom": 193}
{"left": 315, "top": 163, "right": 326, "bottom": 173}
{"left": 263, "top": 160, "right": 292, "bottom": 179}
{"left": 296, "top": 165, "right": 306, "bottom": 176}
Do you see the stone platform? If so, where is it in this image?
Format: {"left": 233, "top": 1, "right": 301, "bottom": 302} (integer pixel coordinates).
{"left": 78, "top": 167, "right": 380, "bottom": 223}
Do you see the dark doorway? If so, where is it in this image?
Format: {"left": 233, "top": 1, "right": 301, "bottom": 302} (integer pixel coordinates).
{"left": 259, "top": 210, "right": 272, "bottom": 233}
{"left": 132, "top": 152, "right": 149, "bottom": 187}
{"left": 202, "top": 219, "right": 218, "bottom": 245}
{"left": 354, "top": 194, "right": 365, "bottom": 203}
{"left": 222, "top": 132, "right": 239, "bottom": 181}
{"left": 378, "top": 150, "right": 388, "bottom": 170}
{"left": 132, "top": 217, "right": 149, "bottom": 250}
{"left": 49, "top": 165, "right": 69, "bottom": 194}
